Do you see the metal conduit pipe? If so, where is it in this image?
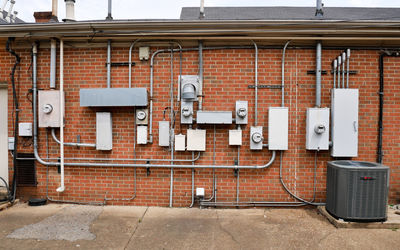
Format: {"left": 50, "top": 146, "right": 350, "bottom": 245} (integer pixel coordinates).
{"left": 56, "top": 39, "right": 65, "bottom": 193}
{"left": 198, "top": 41, "right": 203, "bottom": 110}
{"left": 333, "top": 59, "right": 337, "bottom": 88}
{"left": 315, "top": 42, "right": 322, "bottom": 107}
{"left": 189, "top": 151, "right": 195, "bottom": 208}
{"left": 51, "top": 128, "right": 96, "bottom": 148}
{"left": 346, "top": 49, "right": 350, "bottom": 88}
{"left": 201, "top": 125, "right": 217, "bottom": 202}
{"left": 128, "top": 39, "right": 141, "bottom": 88}
{"left": 342, "top": 52, "right": 346, "bottom": 88}
{"left": 337, "top": 56, "right": 341, "bottom": 88}
{"left": 107, "top": 40, "right": 111, "bottom": 88}
{"left": 169, "top": 46, "right": 174, "bottom": 208}
{"left": 252, "top": 41, "right": 258, "bottom": 125}
{"left": 282, "top": 40, "right": 291, "bottom": 107}
{"left": 50, "top": 39, "right": 56, "bottom": 89}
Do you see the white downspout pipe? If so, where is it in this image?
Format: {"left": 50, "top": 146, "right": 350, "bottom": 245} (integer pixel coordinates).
{"left": 56, "top": 39, "right": 65, "bottom": 193}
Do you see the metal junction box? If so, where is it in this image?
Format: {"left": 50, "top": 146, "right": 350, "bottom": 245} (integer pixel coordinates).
{"left": 80, "top": 88, "right": 148, "bottom": 107}
{"left": 137, "top": 125, "right": 148, "bottom": 145}
{"left": 250, "top": 126, "right": 263, "bottom": 150}
{"left": 331, "top": 89, "right": 359, "bottom": 157}
{"left": 235, "top": 101, "right": 248, "bottom": 125}
{"left": 306, "top": 108, "right": 330, "bottom": 150}
{"left": 229, "top": 129, "right": 242, "bottom": 146}
{"left": 38, "top": 90, "right": 64, "bottom": 128}
{"left": 19, "top": 123, "right": 32, "bottom": 137}
{"left": 187, "top": 129, "right": 206, "bottom": 151}
{"left": 175, "top": 134, "right": 186, "bottom": 151}
{"left": 268, "top": 107, "right": 288, "bottom": 151}
{"left": 158, "top": 121, "right": 170, "bottom": 147}
{"left": 96, "top": 112, "right": 112, "bottom": 150}
{"left": 196, "top": 111, "right": 232, "bottom": 124}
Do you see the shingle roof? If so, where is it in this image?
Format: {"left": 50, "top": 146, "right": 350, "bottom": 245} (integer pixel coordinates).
{"left": 0, "top": 10, "right": 24, "bottom": 24}
{"left": 180, "top": 7, "right": 400, "bottom": 21}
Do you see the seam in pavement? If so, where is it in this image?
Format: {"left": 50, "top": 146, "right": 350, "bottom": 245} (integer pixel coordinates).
{"left": 216, "top": 210, "right": 241, "bottom": 248}
{"left": 124, "top": 206, "right": 149, "bottom": 250}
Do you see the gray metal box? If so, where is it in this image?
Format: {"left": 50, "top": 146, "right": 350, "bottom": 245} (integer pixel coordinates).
{"left": 181, "top": 101, "right": 193, "bottom": 124}
{"left": 137, "top": 125, "right": 148, "bottom": 145}
{"left": 80, "top": 88, "right": 148, "bottom": 107}
{"left": 250, "top": 126, "right": 263, "bottom": 150}
{"left": 158, "top": 121, "right": 170, "bottom": 147}
{"left": 235, "top": 101, "right": 248, "bottom": 125}
{"left": 19, "top": 123, "right": 32, "bottom": 137}
{"left": 38, "top": 90, "right": 64, "bottom": 128}
{"left": 96, "top": 112, "right": 112, "bottom": 150}
{"left": 326, "top": 161, "right": 389, "bottom": 221}
{"left": 196, "top": 111, "right": 232, "bottom": 124}
{"left": 331, "top": 89, "right": 359, "bottom": 157}
{"left": 187, "top": 129, "right": 206, "bottom": 151}
{"left": 175, "top": 134, "right": 186, "bottom": 151}
{"left": 136, "top": 108, "right": 148, "bottom": 125}
{"left": 268, "top": 107, "right": 288, "bottom": 150}
{"left": 306, "top": 108, "right": 330, "bottom": 150}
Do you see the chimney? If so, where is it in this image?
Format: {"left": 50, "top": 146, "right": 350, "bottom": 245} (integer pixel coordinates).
{"left": 315, "top": 0, "right": 324, "bottom": 18}
{"left": 64, "top": 0, "right": 75, "bottom": 21}
{"left": 51, "top": 0, "right": 58, "bottom": 21}
{"left": 33, "top": 11, "right": 52, "bottom": 23}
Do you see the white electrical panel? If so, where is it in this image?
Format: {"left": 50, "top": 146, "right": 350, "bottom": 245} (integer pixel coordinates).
{"left": 187, "top": 129, "right": 206, "bottom": 151}
{"left": 96, "top": 112, "right": 112, "bottom": 150}
{"left": 158, "top": 121, "right": 170, "bottom": 147}
{"left": 19, "top": 122, "right": 32, "bottom": 137}
{"left": 229, "top": 129, "right": 242, "bottom": 146}
{"left": 137, "top": 125, "right": 148, "bottom": 145}
{"left": 306, "top": 108, "right": 330, "bottom": 150}
{"left": 268, "top": 107, "right": 288, "bottom": 150}
{"left": 175, "top": 134, "right": 186, "bottom": 151}
{"left": 8, "top": 137, "right": 14, "bottom": 150}
{"left": 250, "top": 126, "right": 263, "bottom": 150}
{"left": 139, "top": 47, "right": 150, "bottom": 61}
{"left": 38, "top": 90, "right": 64, "bottom": 128}
{"left": 331, "top": 89, "right": 359, "bottom": 157}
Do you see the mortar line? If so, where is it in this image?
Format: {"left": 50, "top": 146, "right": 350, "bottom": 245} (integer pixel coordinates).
{"left": 124, "top": 206, "right": 149, "bottom": 250}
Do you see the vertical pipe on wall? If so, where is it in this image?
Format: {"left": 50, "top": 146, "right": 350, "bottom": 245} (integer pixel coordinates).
{"left": 346, "top": 49, "right": 350, "bottom": 88}
{"left": 50, "top": 39, "right": 56, "bottom": 89}
{"left": 337, "top": 56, "right": 341, "bottom": 88}
{"left": 169, "top": 46, "right": 174, "bottom": 208}
{"left": 56, "top": 39, "right": 65, "bottom": 193}
{"left": 282, "top": 40, "right": 291, "bottom": 107}
{"left": 107, "top": 40, "right": 111, "bottom": 88}
{"left": 252, "top": 41, "right": 258, "bottom": 125}
{"left": 342, "top": 52, "right": 346, "bottom": 88}
{"left": 106, "top": 0, "right": 113, "bottom": 20}
{"left": 198, "top": 41, "right": 203, "bottom": 110}
{"left": 315, "top": 42, "right": 322, "bottom": 107}
{"left": 333, "top": 59, "right": 337, "bottom": 89}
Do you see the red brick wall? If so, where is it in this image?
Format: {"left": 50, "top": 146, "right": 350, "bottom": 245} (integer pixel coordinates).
{"left": 2, "top": 45, "right": 399, "bottom": 206}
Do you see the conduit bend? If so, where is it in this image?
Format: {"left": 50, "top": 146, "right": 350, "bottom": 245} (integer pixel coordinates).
{"left": 51, "top": 128, "right": 96, "bottom": 148}
{"left": 281, "top": 40, "right": 291, "bottom": 107}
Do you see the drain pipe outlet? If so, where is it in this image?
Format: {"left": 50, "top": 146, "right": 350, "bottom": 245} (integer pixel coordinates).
{"left": 56, "top": 39, "right": 65, "bottom": 193}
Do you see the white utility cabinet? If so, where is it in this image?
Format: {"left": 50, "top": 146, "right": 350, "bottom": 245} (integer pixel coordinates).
{"left": 175, "top": 134, "right": 186, "bottom": 151}
{"left": 306, "top": 108, "right": 330, "bottom": 150}
{"left": 96, "top": 112, "right": 112, "bottom": 150}
{"left": 158, "top": 121, "right": 170, "bottom": 147}
{"left": 331, "top": 88, "right": 359, "bottom": 157}
{"left": 268, "top": 107, "right": 288, "bottom": 150}
{"left": 187, "top": 129, "right": 206, "bottom": 151}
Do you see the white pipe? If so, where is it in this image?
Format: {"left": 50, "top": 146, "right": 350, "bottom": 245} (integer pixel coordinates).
{"left": 50, "top": 39, "right": 56, "bottom": 89}
{"left": 56, "top": 39, "right": 65, "bottom": 193}
{"left": 333, "top": 59, "right": 337, "bottom": 88}
{"left": 5, "top": 0, "right": 14, "bottom": 22}
{"left": 52, "top": 0, "right": 58, "bottom": 18}
{"left": 65, "top": 0, "right": 75, "bottom": 21}
{"left": 346, "top": 49, "right": 350, "bottom": 88}
{"left": 200, "top": 0, "right": 205, "bottom": 18}
{"left": 0, "top": 0, "right": 8, "bottom": 19}
{"left": 341, "top": 52, "right": 346, "bottom": 88}
{"left": 337, "top": 56, "right": 341, "bottom": 88}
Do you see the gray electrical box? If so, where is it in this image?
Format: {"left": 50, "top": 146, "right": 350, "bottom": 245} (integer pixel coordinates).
{"left": 331, "top": 89, "right": 359, "bottom": 157}
{"left": 80, "top": 88, "right": 148, "bottom": 107}
{"left": 235, "top": 101, "right": 248, "bottom": 125}
{"left": 136, "top": 108, "right": 148, "bottom": 125}
{"left": 181, "top": 101, "right": 193, "bottom": 124}
{"left": 137, "top": 125, "right": 148, "bottom": 145}
{"left": 268, "top": 107, "right": 289, "bottom": 151}
{"left": 250, "top": 126, "right": 263, "bottom": 150}
{"left": 38, "top": 90, "right": 64, "bottom": 128}
{"left": 306, "top": 108, "right": 330, "bottom": 150}
{"left": 19, "top": 123, "right": 32, "bottom": 137}
{"left": 187, "top": 129, "right": 206, "bottom": 151}
{"left": 159, "top": 121, "right": 170, "bottom": 147}
{"left": 196, "top": 111, "right": 232, "bottom": 124}
{"left": 96, "top": 112, "right": 112, "bottom": 150}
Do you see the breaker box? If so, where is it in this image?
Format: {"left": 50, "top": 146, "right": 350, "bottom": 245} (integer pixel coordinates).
{"left": 306, "top": 108, "right": 330, "bottom": 150}
{"left": 187, "top": 129, "right": 206, "bottom": 151}
{"left": 38, "top": 90, "right": 64, "bottom": 128}
{"left": 96, "top": 112, "right": 112, "bottom": 150}
{"left": 268, "top": 107, "right": 288, "bottom": 150}
{"left": 331, "top": 89, "right": 359, "bottom": 157}
{"left": 158, "top": 121, "right": 170, "bottom": 147}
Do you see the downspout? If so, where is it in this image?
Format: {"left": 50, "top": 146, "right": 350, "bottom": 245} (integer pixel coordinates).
{"left": 315, "top": 42, "right": 322, "bottom": 107}
{"left": 50, "top": 39, "right": 56, "bottom": 89}
{"left": 56, "top": 39, "right": 65, "bottom": 193}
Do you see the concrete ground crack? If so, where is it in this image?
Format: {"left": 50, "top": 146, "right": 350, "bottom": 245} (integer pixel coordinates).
{"left": 124, "top": 206, "right": 149, "bottom": 250}
{"left": 216, "top": 210, "right": 241, "bottom": 248}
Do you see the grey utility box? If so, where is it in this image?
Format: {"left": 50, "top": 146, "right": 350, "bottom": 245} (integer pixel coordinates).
{"left": 80, "top": 88, "right": 148, "bottom": 107}
{"left": 96, "top": 112, "right": 112, "bottom": 150}
{"left": 326, "top": 161, "right": 389, "bottom": 222}
{"left": 196, "top": 111, "right": 232, "bottom": 124}
{"left": 38, "top": 90, "right": 64, "bottom": 128}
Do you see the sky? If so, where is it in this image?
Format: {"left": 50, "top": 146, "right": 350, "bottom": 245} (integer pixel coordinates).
{"left": 6, "top": 0, "right": 400, "bottom": 22}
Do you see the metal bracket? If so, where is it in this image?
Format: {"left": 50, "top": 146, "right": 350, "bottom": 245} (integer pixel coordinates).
{"left": 329, "top": 70, "right": 358, "bottom": 75}
{"left": 105, "top": 62, "right": 136, "bottom": 67}
{"left": 146, "top": 161, "right": 151, "bottom": 176}
{"left": 248, "top": 85, "right": 282, "bottom": 89}
{"left": 307, "top": 70, "right": 328, "bottom": 75}
{"left": 233, "top": 160, "right": 239, "bottom": 177}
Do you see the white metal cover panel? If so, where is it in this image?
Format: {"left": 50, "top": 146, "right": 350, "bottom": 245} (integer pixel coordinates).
{"left": 38, "top": 90, "right": 64, "bottom": 128}
{"left": 229, "top": 129, "right": 242, "bottom": 146}
{"left": 196, "top": 111, "right": 232, "bottom": 124}
{"left": 175, "top": 134, "right": 186, "bottom": 151}
{"left": 331, "top": 89, "right": 359, "bottom": 157}
{"left": 306, "top": 108, "right": 330, "bottom": 150}
{"left": 137, "top": 125, "right": 148, "bottom": 145}
{"left": 268, "top": 107, "right": 289, "bottom": 150}
{"left": 187, "top": 129, "right": 206, "bottom": 151}
{"left": 0, "top": 86, "right": 8, "bottom": 184}
{"left": 96, "top": 112, "right": 113, "bottom": 150}
{"left": 158, "top": 121, "right": 170, "bottom": 146}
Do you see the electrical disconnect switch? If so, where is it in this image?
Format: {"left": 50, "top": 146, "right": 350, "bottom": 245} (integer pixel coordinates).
{"left": 235, "top": 101, "right": 248, "bottom": 124}
{"left": 250, "top": 126, "right": 263, "bottom": 150}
